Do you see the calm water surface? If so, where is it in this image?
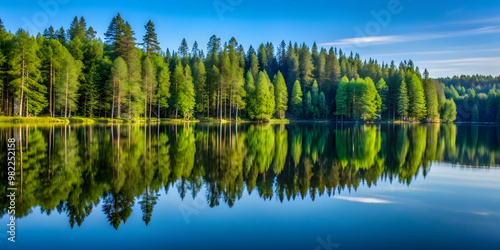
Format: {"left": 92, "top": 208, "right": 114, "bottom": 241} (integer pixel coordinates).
{"left": 1, "top": 123, "right": 499, "bottom": 249}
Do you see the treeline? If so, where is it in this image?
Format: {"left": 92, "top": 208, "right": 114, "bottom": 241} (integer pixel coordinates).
{"left": 0, "top": 14, "right": 456, "bottom": 122}
{"left": 438, "top": 75, "right": 500, "bottom": 122}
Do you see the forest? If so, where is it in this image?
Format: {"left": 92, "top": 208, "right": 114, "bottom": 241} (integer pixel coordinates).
{"left": 0, "top": 14, "right": 462, "bottom": 122}
{"left": 438, "top": 75, "right": 500, "bottom": 122}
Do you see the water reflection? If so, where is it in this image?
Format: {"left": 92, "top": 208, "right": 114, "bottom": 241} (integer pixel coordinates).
{"left": 0, "top": 123, "right": 498, "bottom": 229}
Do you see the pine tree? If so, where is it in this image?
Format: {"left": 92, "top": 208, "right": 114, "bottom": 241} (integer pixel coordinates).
{"left": 376, "top": 78, "right": 388, "bottom": 118}
{"left": 192, "top": 57, "right": 206, "bottom": 115}
{"left": 397, "top": 76, "right": 409, "bottom": 119}
{"left": 110, "top": 57, "right": 127, "bottom": 119}
{"left": 250, "top": 71, "right": 272, "bottom": 121}
{"left": 318, "top": 92, "right": 328, "bottom": 118}
{"left": 142, "top": 56, "right": 155, "bottom": 118}
{"left": 68, "top": 16, "right": 87, "bottom": 41}
{"left": 178, "top": 38, "right": 189, "bottom": 65}
{"left": 104, "top": 13, "right": 125, "bottom": 47}
{"left": 178, "top": 64, "right": 195, "bottom": 120}
{"left": 290, "top": 80, "right": 303, "bottom": 117}
{"left": 304, "top": 91, "right": 313, "bottom": 118}
{"left": 472, "top": 103, "right": 479, "bottom": 121}
{"left": 257, "top": 44, "right": 268, "bottom": 72}
{"left": 244, "top": 71, "right": 255, "bottom": 118}
{"left": 142, "top": 20, "right": 160, "bottom": 55}
{"left": 10, "top": 29, "right": 44, "bottom": 116}
{"left": 273, "top": 71, "right": 288, "bottom": 119}
{"left": 335, "top": 76, "right": 349, "bottom": 120}
{"left": 423, "top": 69, "right": 439, "bottom": 121}
{"left": 151, "top": 53, "right": 170, "bottom": 118}
{"left": 171, "top": 62, "right": 185, "bottom": 119}
{"left": 55, "top": 26, "right": 66, "bottom": 44}
{"left": 359, "top": 77, "right": 380, "bottom": 121}
{"left": 116, "top": 21, "right": 141, "bottom": 118}
{"left": 311, "top": 80, "right": 320, "bottom": 118}
{"left": 286, "top": 42, "right": 299, "bottom": 90}
{"left": 326, "top": 48, "right": 341, "bottom": 85}
{"left": 407, "top": 73, "right": 427, "bottom": 120}
{"left": 442, "top": 99, "right": 457, "bottom": 122}
{"left": 299, "top": 43, "right": 314, "bottom": 89}
{"left": 247, "top": 50, "right": 259, "bottom": 81}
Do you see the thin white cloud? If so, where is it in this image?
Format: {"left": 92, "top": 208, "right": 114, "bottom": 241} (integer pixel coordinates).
{"left": 420, "top": 57, "right": 500, "bottom": 66}
{"left": 319, "top": 26, "right": 500, "bottom": 47}
{"left": 451, "top": 17, "right": 500, "bottom": 25}
{"left": 371, "top": 48, "right": 500, "bottom": 57}
{"left": 425, "top": 68, "right": 458, "bottom": 73}
{"left": 471, "top": 211, "right": 490, "bottom": 216}
{"left": 320, "top": 35, "right": 404, "bottom": 46}
{"left": 334, "top": 196, "right": 394, "bottom": 204}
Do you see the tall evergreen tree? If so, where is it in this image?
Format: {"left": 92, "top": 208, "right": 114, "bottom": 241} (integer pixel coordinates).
{"left": 304, "top": 91, "right": 313, "bottom": 118}
{"left": 110, "top": 57, "right": 127, "bottom": 119}
{"left": 376, "top": 78, "right": 388, "bottom": 118}
{"left": 290, "top": 80, "right": 303, "bottom": 118}
{"left": 407, "top": 73, "right": 427, "bottom": 120}
{"left": 335, "top": 76, "right": 349, "bottom": 121}
{"left": 273, "top": 71, "right": 288, "bottom": 119}
{"left": 299, "top": 43, "right": 314, "bottom": 90}
{"left": 178, "top": 64, "right": 195, "bottom": 120}
{"left": 397, "top": 75, "right": 409, "bottom": 119}
{"left": 142, "top": 20, "right": 160, "bottom": 55}
{"left": 423, "top": 69, "right": 439, "bottom": 121}
{"left": 10, "top": 29, "right": 44, "bottom": 116}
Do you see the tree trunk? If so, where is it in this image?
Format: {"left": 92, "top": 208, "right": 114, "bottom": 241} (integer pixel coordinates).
{"left": 111, "top": 78, "right": 115, "bottom": 121}
{"left": 230, "top": 84, "right": 233, "bottom": 122}
{"left": 26, "top": 70, "right": 29, "bottom": 117}
{"left": 90, "top": 90, "right": 93, "bottom": 118}
{"left": 207, "top": 86, "right": 209, "bottom": 118}
{"left": 150, "top": 73, "right": 153, "bottom": 120}
{"left": 175, "top": 78, "right": 178, "bottom": 119}
{"left": 65, "top": 66, "right": 68, "bottom": 118}
{"left": 19, "top": 48, "right": 25, "bottom": 117}
{"left": 49, "top": 62, "right": 53, "bottom": 117}
{"left": 117, "top": 69, "right": 121, "bottom": 118}
{"left": 145, "top": 72, "right": 148, "bottom": 119}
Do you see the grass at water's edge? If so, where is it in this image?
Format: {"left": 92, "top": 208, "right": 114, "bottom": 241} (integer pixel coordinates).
{"left": 0, "top": 116, "right": 202, "bottom": 125}
{"left": 1, "top": 116, "right": 482, "bottom": 125}
{"left": 0, "top": 116, "right": 70, "bottom": 124}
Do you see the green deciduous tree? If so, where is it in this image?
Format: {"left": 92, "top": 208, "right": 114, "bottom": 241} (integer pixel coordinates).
{"left": 442, "top": 99, "right": 457, "bottom": 122}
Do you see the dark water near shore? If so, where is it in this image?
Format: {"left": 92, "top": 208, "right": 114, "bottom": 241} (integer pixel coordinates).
{"left": 1, "top": 123, "right": 499, "bottom": 249}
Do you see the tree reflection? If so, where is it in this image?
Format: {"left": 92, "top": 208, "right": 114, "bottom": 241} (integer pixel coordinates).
{"left": 1, "top": 122, "right": 499, "bottom": 228}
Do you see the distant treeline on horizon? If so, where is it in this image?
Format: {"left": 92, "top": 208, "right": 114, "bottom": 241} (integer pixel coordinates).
{"left": 1, "top": 14, "right": 497, "bottom": 122}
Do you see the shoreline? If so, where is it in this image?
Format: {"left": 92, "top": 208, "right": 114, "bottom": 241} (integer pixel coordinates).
{"left": 1, "top": 116, "right": 499, "bottom": 126}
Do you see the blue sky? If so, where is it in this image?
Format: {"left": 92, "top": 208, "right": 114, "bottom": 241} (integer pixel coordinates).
{"left": 1, "top": 0, "right": 499, "bottom": 77}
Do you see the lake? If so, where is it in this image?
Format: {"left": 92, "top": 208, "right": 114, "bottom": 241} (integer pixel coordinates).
{"left": 1, "top": 123, "right": 499, "bottom": 249}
